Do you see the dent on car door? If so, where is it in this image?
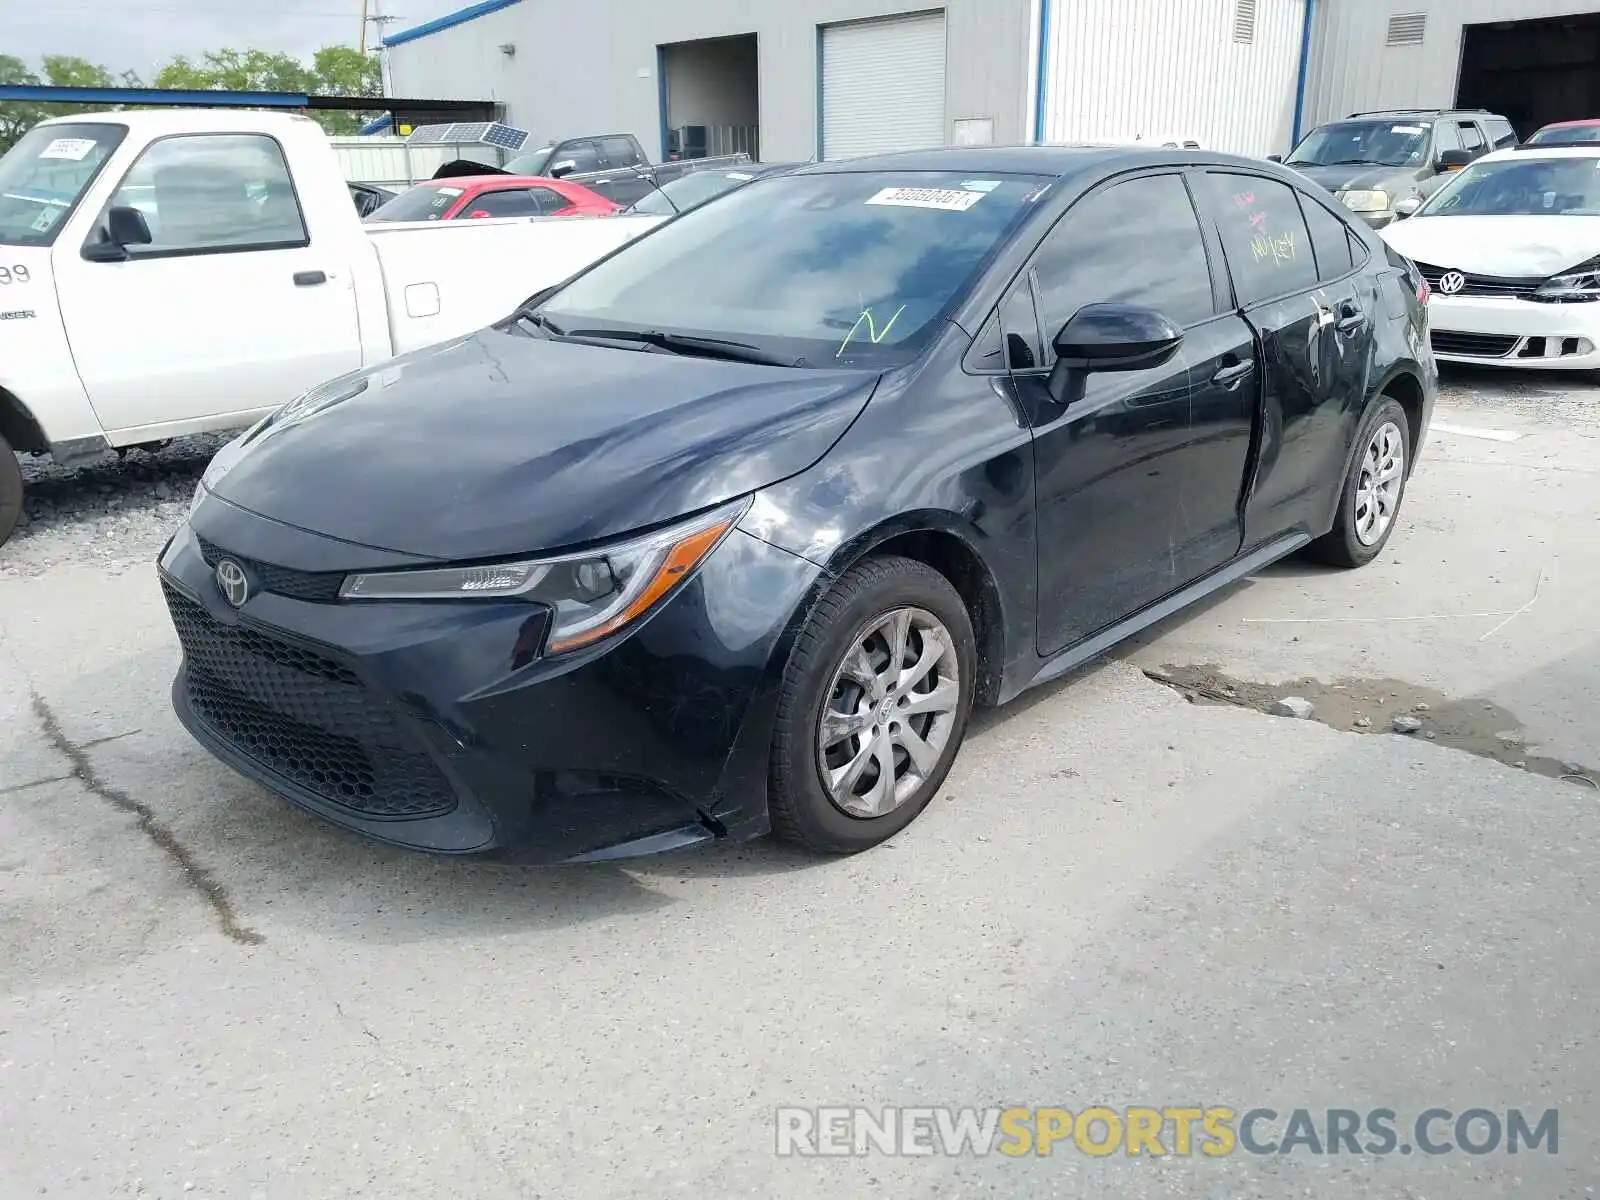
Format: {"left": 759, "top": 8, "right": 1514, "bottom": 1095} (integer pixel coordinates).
{"left": 1195, "top": 170, "right": 1375, "bottom": 547}
{"left": 1007, "top": 171, "right": 1257, "bottom": 657}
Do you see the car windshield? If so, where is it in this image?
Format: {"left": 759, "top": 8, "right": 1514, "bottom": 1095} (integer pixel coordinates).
{"left": 537, "top": 170, "right": 1052, "bottom": 368}
{"left": 1417, "top": 155, "right": 1600, "bottom": 217}
{"left": 0, "top": 122, "right": 127, "bottom": 246}
{"left": 366, "top": 184, "right": 462, "bottom": 222}
{"left": 1286, "top": 120, "right": 1431, "bottom": 168}
{"left": 629, "top": 170, "right": 754, "bottom": 216}
{"left": 1527, "top": 124, "right": 1600, "bottom": 146}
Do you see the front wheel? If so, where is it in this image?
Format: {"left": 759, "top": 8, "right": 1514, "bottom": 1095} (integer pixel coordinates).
{"left": 0, "top": 434, "right": 23, "bottom": 549}
{"left": 768, "top": 556, "right": 976, "bottom": 854}
{"left": 1309, "top": 397, "right": 1410, "bottom": 568}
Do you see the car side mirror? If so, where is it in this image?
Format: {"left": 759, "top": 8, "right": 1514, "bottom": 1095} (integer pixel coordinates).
{"left": 82, "top": 205, "right": 153, "bottom": 262}
{"left": 1436, "top": 148, "right": 1472, "bottom": 171}
{"left": 549, "top": 159, "right": 576, "bottom": 178}
{"left": 1393, "top": 195, "right": 1423, "bottom": 220}
{"left": 1048, "top": 303, "right": 1184, "bottom": 402}
{"left": 1267, "top": 153, "right": 1284, "bottom": 163}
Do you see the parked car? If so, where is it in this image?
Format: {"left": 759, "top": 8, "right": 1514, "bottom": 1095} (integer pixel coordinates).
{"left": 0, "top": 109, "right": 656, "bottom": 546}
{"left": 347, "top": 181, "right": 398, "bottom": 218}
{"left": 366, "top": 175, "right": 620, "bottom": 223}
{"left": 436, "top": 131, "right": 750, "bottom": 208}
{"left": 1380, "top": 143, "right": 1600, "bottom": 370}
{"left": 623, "top": 161, "right": 804, "bottom": 217}
{"left": 1524, "top": 119, "right": 1600, "bottom": 146}
{"left": 1276, "top": 108, "right": 1518, "bottom": 227}
{"left": 160, "top": 145, "right": 1435, "bottom": 863}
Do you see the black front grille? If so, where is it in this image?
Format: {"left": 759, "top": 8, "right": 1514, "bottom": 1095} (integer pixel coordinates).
{"left": 165, "top": 581, "right": 457, "bottom": 820}
{"left": 1414, "top": 261, "right": 1542, "bottom": 300}
{"left": 1431, "top": 330, "right": 1520, "bottom": 358}
{"left": 196, "top": 537, "right": 345, "bottom": 603}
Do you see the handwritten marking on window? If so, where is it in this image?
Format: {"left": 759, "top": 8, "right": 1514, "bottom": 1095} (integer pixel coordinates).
{"left": 836, "top": 304, "right": 908, "bottom": 357}
{"left": 1251, "top": 229, "right": 1298, "bottom": 266}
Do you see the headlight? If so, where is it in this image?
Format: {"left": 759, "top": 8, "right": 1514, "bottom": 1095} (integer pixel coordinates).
{"left": 1340, "top": 189, "right": 1392, "bottom": 214}
{"left": 1534, "top": 257, "right": 1600, "bottom": 302}
{"left": 338, "top": 498, "right": 748, "bottom": 654}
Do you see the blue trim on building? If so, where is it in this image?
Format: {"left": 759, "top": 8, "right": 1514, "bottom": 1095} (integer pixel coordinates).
{"left": 382, "top": 0, "right": 523, "bottom": 47}
{"left": 1290, "top": 0, "right": 1316, "bottom": 147}
{"left": 0, "top": 84, "right": 308, "bottom": 107}
{"left": 1031, "top": 0, "right": 1053, "bottom": 144}
{"left": 657, "top": 45, "right": 671, "bottom": 161}
{"left": 815, "top": 26, "right": 826, "bottom": 159}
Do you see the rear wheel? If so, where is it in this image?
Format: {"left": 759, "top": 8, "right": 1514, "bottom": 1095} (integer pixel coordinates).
{"left": 1309, "top": 397, "right": 1409, "bottom": 568}
{"left": 769, "top": 556, "right": 976, "bottom": 854}
{"left": 0, "top": 434, "right": 23, "bottom": 549}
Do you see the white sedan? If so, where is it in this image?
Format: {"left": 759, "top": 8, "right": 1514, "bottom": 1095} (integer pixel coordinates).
{"left": 1380, "top": 144, "right": 1600, "bottom": 370}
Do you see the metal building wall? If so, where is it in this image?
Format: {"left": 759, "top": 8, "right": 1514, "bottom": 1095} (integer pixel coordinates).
{"left": 386, "top": 0, "right": 1034, "bottom": 163}
{"left": 1035, "top": 0, "right": 1307, "bottom": 156}
{"left": 1302, "top": 0, "right": 1600, "bottom": 130}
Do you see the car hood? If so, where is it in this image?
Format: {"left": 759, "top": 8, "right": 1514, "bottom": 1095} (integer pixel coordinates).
{"left": 205, "top": 329, "right": 879, "bottom": 560}
{"left": 1380, "top": 214, "right": 1600, "bottom": 277}
{"left": 1289, "top": 163, "right": 1409, "bottom": 194}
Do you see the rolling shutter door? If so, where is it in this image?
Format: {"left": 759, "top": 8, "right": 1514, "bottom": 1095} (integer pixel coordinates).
{"left": 820, "top": 11, "right": 947, "bottom": 160}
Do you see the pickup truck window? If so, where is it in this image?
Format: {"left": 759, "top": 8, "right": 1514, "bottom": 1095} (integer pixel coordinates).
{"left": 599, "top": 136, "right": 643, "bottom": 168}
{"left": 0, "top": 122, "right": 127, "bottom": 247}
{"left": 109, "top": 133, "right": 308, "bottom": 256}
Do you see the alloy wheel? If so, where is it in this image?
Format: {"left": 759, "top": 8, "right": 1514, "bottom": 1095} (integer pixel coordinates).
{"left": 815, "top": 607, "right": 962, "bottom": 819}
{"left": 1354, "top": 420, "right": 1405, "bottom": 547}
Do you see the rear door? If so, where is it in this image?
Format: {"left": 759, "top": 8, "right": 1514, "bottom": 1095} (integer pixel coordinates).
{"left": 1012, "top": 170, "right": 1258, "bottom": 655}
{"left": 1193, "top": 170, "right": 1376, "bottom": 547}
{"left": 52, "top": 131, "right": 362, "bottom": 437}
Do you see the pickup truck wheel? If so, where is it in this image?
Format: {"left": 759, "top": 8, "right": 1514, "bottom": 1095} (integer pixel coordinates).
{"left": 0, "top": 434, "right": 24, "bottom": 549}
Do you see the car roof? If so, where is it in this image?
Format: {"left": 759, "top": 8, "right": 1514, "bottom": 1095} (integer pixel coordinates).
{"left": 1535, "top": 118, "right": 1600, "bottom": 130}
{"left": 422, "top": 175, "right": 568, "bottom": 189}
{"left": 1483, "top": 144, "right": 1600, "bottom": 164}
{"left": 789, "top": 144, "right": 1270, "bottom": 178}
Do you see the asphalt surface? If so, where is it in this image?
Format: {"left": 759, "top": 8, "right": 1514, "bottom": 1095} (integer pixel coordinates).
{"left": 1, "top": 367, "right": 1596, "bottom": 1197}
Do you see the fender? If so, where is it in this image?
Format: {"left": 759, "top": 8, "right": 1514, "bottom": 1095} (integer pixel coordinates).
{"left": 1320, "top": 362, "right": 1428, "bottom": 537}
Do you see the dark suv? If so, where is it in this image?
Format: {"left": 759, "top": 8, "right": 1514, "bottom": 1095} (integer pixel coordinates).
{"left": 1276, "top": 108, "right": 1518, "bottom": 228}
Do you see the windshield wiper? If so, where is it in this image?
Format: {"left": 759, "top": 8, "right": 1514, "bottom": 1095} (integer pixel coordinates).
{"left": 557, "top": 327, "right": 797, "bottom": 366}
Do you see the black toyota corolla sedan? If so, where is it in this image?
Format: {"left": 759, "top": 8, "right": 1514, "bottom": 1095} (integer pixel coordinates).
{"left": 159, "top": 146, "right": 1436, "bottom": 862}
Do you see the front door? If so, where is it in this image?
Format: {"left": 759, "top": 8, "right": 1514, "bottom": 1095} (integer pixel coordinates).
{"left": 1013, "top": 171, "right": 1257, "bottom": 656}
{"left": 51, "top": 131, "right": 362, "bottom": 438}
{"left": 1193, "top": 170, "right": 1379, "bottom": 546}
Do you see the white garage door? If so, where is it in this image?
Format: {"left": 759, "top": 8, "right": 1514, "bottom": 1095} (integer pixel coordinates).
{"left": 821, "top": 10, "right": 947, "bottom": 160}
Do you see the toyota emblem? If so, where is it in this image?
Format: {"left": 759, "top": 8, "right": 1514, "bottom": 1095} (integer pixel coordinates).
{"left": 1437, "top": 271, "right": 1466, "bottom": 295}
{"left": 215, "top": 558, "right": 251, "bottom": 608}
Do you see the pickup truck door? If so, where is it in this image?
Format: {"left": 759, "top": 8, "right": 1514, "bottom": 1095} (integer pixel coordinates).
{"left": 52, "top": 131, "right": 363, "bottom": 438}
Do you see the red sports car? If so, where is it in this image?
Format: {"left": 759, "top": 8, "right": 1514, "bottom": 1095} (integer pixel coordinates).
{"left": 365, "top": 175, "right": 620, "bottom": 222}
{"left": 1525, "top": 118, "right": 1600, "bottom": 146}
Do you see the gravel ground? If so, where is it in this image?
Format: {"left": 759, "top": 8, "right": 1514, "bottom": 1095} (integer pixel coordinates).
{"left": 1, "top": 434, "right": 230, "bottom": 578}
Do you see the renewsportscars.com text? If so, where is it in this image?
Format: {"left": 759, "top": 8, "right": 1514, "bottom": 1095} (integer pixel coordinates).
{"left": 775, "top": 1106, "right": 1559, "bottom": 1158}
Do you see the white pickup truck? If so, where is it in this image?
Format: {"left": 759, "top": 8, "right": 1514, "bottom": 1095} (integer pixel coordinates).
{"left": 0, "top": 109, "right": 664, "bottom": 546}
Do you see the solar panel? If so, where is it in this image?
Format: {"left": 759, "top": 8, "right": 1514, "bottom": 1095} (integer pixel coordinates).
{"left": 405, "top": 121, "right": 531, "bottom": 151}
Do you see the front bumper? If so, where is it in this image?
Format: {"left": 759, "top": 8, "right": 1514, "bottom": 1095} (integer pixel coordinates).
{"left": 159, "top": 499, "right": 824, "bottom": 861}
{"left": 1426, "top": 294, "right": 1600, "bottom": 369}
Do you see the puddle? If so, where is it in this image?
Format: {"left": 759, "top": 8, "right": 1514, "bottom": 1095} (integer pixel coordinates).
{"left": 1144, "top": 664, "right": 1599, "bottom": 790}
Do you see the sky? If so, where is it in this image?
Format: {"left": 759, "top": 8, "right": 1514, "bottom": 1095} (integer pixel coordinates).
{"left": 10, "top": 0, "right": 461, "bottom": 78}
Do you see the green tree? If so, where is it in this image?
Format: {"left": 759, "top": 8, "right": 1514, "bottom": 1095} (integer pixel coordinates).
{"left": 0, "top": 55, "right": 140, "bottom": 152}
{"left": 153, "top": 47, "right": 382, "bottom": 135}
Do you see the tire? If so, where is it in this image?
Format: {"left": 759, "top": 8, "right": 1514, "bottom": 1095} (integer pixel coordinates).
{"left": 0, "top": 434, "right": 23, "bottom": 550}
{"left": 1309, "top": 397, "right": 1410, "bottom": 568}
{"left": 769, "top": 555, "right": 977, "bottom": 854}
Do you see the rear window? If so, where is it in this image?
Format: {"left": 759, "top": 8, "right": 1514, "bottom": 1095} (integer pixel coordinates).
{"left": 629, "top": 170, "right": 751, "bottom": 216}
{"left": 366, "top": 184, "right": 462, "bottom": 222}
{"left": 1527, "top": 124, "right": 1600, "bottom": 146}
{"left": 0, "top": 122, "right": 127, "bottom": 246}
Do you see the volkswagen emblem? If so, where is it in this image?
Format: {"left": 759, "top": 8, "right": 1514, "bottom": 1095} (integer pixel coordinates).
{"left": 215, "top": 558, "right": 251, "bottom": 608}
{"left": 1437, "top": 271, "right": 1466, "bottom": 295}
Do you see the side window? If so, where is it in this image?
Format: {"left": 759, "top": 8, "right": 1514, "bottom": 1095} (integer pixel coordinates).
{"left": 461, "top": 189, "right": 542, "bottom": 218}
{"left": 1199, "top": 172, "right": 1317, "bottom": 304}
{"left": 553, "top": 139, "right": 602, "bottom": 174}
{"left": 528, "top": 186, "right": 570, "bottom": 214}
{"left": 1458, "top": 122, "right": 1486, "bottom": 155}
{"left": 1298, "top": 193, "right": 1355, "bottom": 280}
{"left": 1031, "top": 173, "right": 1216, "bottom": 345}
{"left": 109, "top": 134, "right": 307, "bottom": 255}
{"left": 1430, "top": 121, "right": 1462, "bottom": 159}
{"left": 599, "top": 136, "right": 643, "bottom": 168}
{"left": 1485, "top": 117, "right": 1518, "bottom": 148}
{"left": 1347, "top": 227, "right": 1370, "bottom": 267}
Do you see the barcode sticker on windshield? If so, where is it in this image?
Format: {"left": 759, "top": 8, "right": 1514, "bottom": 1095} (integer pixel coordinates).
{"left": 1391, "top": 125, "right": 1426, "bottom": 134}
{"left": 866, "top": 186, "right": 985, "bottom": 212}
{"left": 437, "top": 186, "right": 463, "bottom": 196}
{"left": 40, "top": 137, "right": 98, "bottom": 161}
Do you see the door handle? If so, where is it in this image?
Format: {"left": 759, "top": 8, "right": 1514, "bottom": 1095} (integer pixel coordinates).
{"left": 293, "top": 270, "right": 327, "bottom": 287}
{"left": 1336, "top": 303, "right": 1366, "bottom": 335}
{"left": 1211, "top": 359, "right": 1255, "bottom": 387}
